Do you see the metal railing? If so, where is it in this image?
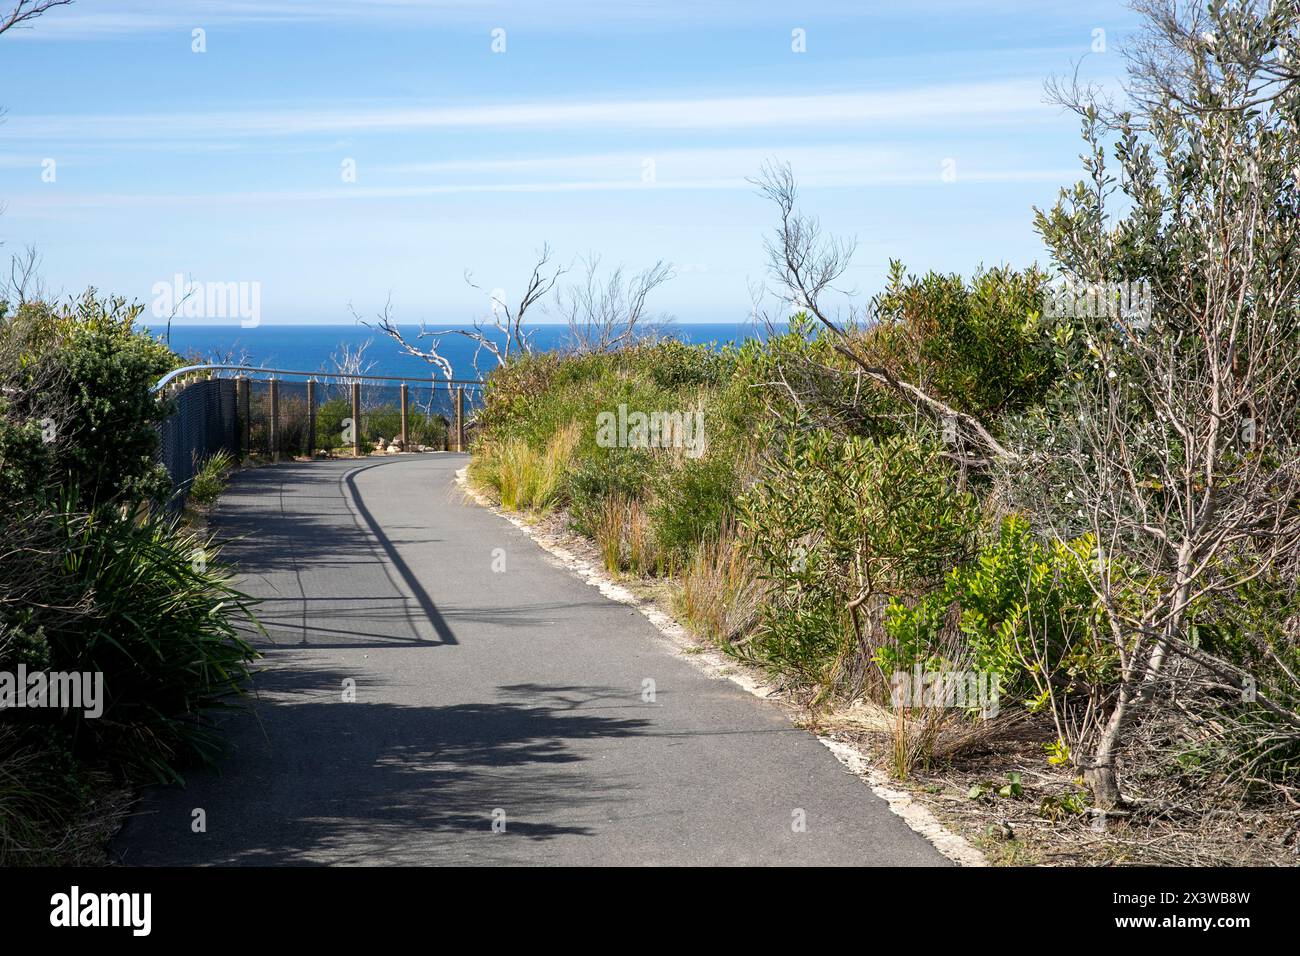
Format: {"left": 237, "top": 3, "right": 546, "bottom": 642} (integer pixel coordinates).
{"left": 151, "top": 364, "right": 485, "bottom": 393}
{"left": 153, "top": 365, "right": 484, "bottom": 507}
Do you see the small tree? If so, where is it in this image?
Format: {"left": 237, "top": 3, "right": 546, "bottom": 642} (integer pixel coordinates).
{"left": 551, "top": 255, "right": 674, "bottom": 354}
{"left": 751, "top": 2, "right": 1300, "bottom": 807}
{"left": 752, "top": 162, "right": 1018, "bottom": 466}
{"left": 1029, "top": 0, "right": 1300, "bottom": 806}
{"left": 352, "top": 245, "right": 565, "bottom": 381}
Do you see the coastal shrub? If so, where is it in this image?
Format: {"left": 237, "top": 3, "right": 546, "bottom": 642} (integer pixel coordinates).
{"left": 739, "top": 432, "right": 979, "bottom": 690}
{"left": 567, "top": 446, "right": 656, "bottom": 536}
{"left": 359, "top": 403, "right": 449, "bottom": 449}
{"left": 1179, "top": 574, "right": 1300, "bottom": 792}
{"left": 876, "top": 516, "right": 1107, "bottom": 705}
{"left": 868, "top": 262, "right": 1057, "bottom": 420}
{"left": 639, "top": 336, "right": 734, "bottom": 391}
{"left": 274, "top": 395, "right": 313, "bottom": 457}
{"left": 408, "top": 412, "right": 449, "bottom": 449}
{"left": 8, "top": 504, "right": 260, "bottom": 781}
{"left": 474, "top": 352, "right": 564, "bottom": 439}
{"left": 649, "top": 454, "right": 737, "bottom": 563}
{"left": 0, "top": 396, "right": 51, "bottom": 504}
{"left": 736, "top": 315, "right": 912, "bottom": 445}
{"left": 364, "top": 403, "right": 402, "bottom": 444}
{"left": 0, "top": 294, "right": 176, "bottom": 507}
{"left": 315, "top": 397, "right": 352, "bottom": 453}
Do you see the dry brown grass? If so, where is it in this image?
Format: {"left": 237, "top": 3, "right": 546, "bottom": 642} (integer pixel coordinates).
{"left": 673, "top": 523, "right": 764, "bottom": 647}
{"left": 593, "top": 495, "right": 665, "bottom": 576}
{"left": 468, "top": 421, "right": 580, "bottom": 513}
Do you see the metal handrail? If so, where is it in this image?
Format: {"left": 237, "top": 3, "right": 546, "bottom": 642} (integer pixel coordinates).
{"left": 152, "top": 363, "right": 485, "bottom": 394}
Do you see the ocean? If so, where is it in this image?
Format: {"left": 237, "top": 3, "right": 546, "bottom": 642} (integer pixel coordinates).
{"left": 148, "top": 322, "right": 772, "bottom": 381}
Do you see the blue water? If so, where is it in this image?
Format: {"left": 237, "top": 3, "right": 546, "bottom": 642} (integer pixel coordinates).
{"left": 146, "top": 322, "right": 772, "bottom": 381}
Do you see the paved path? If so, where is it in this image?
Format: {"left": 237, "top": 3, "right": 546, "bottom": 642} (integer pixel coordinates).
{"left": 113, "top": 454, "right": 948, "bottom": 866}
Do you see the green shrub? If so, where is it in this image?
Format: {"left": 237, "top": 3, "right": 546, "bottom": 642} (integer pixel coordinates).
{"left": 274, "top": 394, "right": 314, "bottom": 457}
{"left": 877, "top": 516, "right": 1108, "bottom": 704}
{"left": 639, "top": 336, "right": 734, "bottom": 391}
{"left": 0, "top": 294, "right": 177, "bottom": 507}
{"left": 474, "top": 352, "right": 564, "bottom": 440}
{"left": 315, "top": 397, "right": 353, "bottom": 453}
{"left": 739, "top": 432, "right": 979, "bottom": 688}
{"left": 1182, "top": 573, "right": 1300, "bottom": 792}
{"left": 650, "top": 455, "right": 737, "bottom": 562}
{"left": 19, "top": 504, "right": 260, "bottom": 781}
{"left": 408, "top": 412, "right": 448, "bottom": 448}
{"left": 364, "top": 403, "right": 402, "bottom": 444}
{"left": 567, "top": 447, "right": 655, "bottom": 536}
{"left": 738, "top": 314, "right": 909, "bottom": 444}
{"left": 870, "top": 262, "right": 1057, "bottom": 420}
{"left": 0, "top": 401, "right": 51, "bottom": 504}
{"left": 358, "top": 403, "right": 448, "bottom": 449}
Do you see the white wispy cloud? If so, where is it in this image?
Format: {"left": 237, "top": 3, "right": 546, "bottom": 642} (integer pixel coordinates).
{"left": 2, "top": 80, "right": 1055, "bottom": 143}
{"left": 377, "top": 143, "right": 1077, "bottom": 185}
{"left": 4, "top": 167, "right": 1079, "bottom": 213}
{"left": 11, "top": 1, "right": 1099, "bottom": 40}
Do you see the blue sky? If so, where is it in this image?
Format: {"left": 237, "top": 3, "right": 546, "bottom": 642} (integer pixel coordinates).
{"left": 0, "top": 0, "right": 1138, "bottom": 324}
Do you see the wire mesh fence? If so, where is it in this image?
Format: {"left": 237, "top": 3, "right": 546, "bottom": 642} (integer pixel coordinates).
{"left": 243, "top": 377, "right": 481, "bottom": 458}
{"left": 153, "top": 368, "right": 484, "bottom": 507}
{"left": 155, "top": 378, "right": 238, "bottom": 510}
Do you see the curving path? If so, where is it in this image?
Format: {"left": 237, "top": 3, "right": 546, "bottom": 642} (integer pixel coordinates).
{"left": 112, "top": 454, "right": 949, "bottom": 866}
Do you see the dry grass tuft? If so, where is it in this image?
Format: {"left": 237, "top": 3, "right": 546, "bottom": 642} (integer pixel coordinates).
{"left": 468, "top": 421, "right": 580, "bottom": 513}
{"left": 673, "top": 522, "right": 764, "bottom": 647}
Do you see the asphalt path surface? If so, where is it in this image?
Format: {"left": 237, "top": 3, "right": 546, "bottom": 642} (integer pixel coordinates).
{"left": 113, "top": 453, "right": 949, "bottom": 866}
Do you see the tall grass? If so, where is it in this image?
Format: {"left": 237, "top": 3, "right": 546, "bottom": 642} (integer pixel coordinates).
{"left": 625, "top": 498, "right": 656, "bottom": 575}
{"left": 594, "top": 496, "right": 624, "bottom": 573}
{"left": 187, "top": 449, "right": 234, "bottom": 506}
{"left": 674, "top": 523, "right": 763, "bottom": 646}
{"left": 47, "top": 505, "right": 261, "bottom": 781}
{"left": 469, "top": 421, "right": 580, "bottom": 513}
{"left": 0, "top": 501, "right": 261, "bottom": 861}
{"left": 590, "top": 495, "right": 666, "bottom": 576}
{"left": 0, "top": 728, "right": 65, "bottom": 864}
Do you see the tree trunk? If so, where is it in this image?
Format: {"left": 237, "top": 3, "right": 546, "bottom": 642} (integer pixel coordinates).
{"left": 1084, "top": 764, "right": 1123, "bottom": 809}
{"left": 1085, "top": 698, "right": 1128, "bottom": 809}
{"left": 1085, "top": 548, "right": 1193, "bottom": 808}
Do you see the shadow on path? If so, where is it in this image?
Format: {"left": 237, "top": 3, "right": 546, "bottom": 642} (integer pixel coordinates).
{"left": 212, "top": 459, "right": 457, "bottom": 648}
{"left": 115, "top": 661, "right": 652, "bottom": 866}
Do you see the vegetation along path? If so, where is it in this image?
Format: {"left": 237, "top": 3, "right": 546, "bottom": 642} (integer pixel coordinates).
{"left": 113, "top": 453, "right": 948, "bottom": 865}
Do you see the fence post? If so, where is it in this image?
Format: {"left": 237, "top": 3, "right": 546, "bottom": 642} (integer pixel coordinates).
{"left": 237, "top": 376, "right": 250, "bottom": 460}
{"left": 306, "top": 378, "right": 317, "bottom": 458}
{"left": 455, "top": 385, "right": 465, "bottom": 452}
{"left": 400, "top": 383, "right": 409, "bottom": 451}
{"left": 269, "top": 379, "right": 280, "bottom": 463}
{"left": 351, "top": 382, "right": 362, "bottom": 457}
